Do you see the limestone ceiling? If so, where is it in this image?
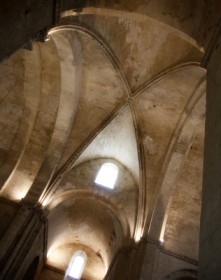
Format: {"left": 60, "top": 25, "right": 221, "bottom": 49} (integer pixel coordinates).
{"left": 47, "top": 196, "right": 124, "bottom": 279}
{"left": 61, "top": 0, "right": 221, "bottom": 48}
{"left": 62, "top": 13, "right": 204, "bottom": 92}
{"left": 0, "top": 6, "right": 208, "bottom": 277}
{"left": 74, "top": 107, "right": 139, "bottom": 183}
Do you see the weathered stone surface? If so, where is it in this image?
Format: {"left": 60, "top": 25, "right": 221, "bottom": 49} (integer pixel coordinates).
{"left": 0, "top": 1, "right": 220, "bottom": 280}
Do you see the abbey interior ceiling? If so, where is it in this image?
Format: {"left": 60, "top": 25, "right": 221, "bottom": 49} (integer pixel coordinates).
{"left": 0, "top": 1, "right": 221, "bottom": 279}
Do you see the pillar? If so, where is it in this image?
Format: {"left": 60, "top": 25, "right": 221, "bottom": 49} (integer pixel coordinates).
{"left": 199, "top": 21, "right": 221, "bottom": 279}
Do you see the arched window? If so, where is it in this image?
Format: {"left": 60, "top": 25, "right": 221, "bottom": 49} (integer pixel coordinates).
{"left": 95, "top": 163, "right": 118, "bottom": 189}
{"left": 65, "top": 251, "right": 87, "bottom": 280}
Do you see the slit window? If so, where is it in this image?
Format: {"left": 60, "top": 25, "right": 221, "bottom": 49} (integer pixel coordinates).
{"left": 95, "top": 163, "right": 118, "bottom": 189}
{"left": 65, "top": 251, "right": 87, "bottom": 280}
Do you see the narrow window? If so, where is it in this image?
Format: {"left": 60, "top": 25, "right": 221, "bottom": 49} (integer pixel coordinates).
{"left": 95, "top": 163, "right": 118, "bottom": 189}
{"left": 65, "top": 251, "right": 87, "bottom": 280}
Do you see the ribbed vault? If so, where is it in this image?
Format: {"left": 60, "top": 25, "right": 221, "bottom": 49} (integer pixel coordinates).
{"left": 0, "top": 5, "right": 208, "bottom": 278}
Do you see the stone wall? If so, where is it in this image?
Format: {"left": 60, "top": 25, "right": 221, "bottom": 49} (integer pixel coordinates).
{"left": 0, "top": 0, "right": 56, "bottom": 62}
{"left": 199, "top": 24, "right": 221, "bottom": 280}
{"left": 37, "top": 267, "right": 63, "bottom": 280}
{"left": 140, "top": 241, "right": 197, "bottom": 280}
{"left": 0, "top": 200, "right": 46, "bottom": 280}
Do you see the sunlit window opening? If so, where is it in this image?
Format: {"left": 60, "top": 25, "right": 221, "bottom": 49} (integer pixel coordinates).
{"left": 69, "top": 256, "right": 84, "bottom": 278}
{"left": 95, "top": 163, "right": 118, "bottom": 189}
{"left": 66, "top": 251, "right": 87, "bottom": 280}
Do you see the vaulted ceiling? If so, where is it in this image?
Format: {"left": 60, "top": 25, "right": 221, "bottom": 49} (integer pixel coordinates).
{"left": 0, "top": 2, "right": 213, "bottom": 278}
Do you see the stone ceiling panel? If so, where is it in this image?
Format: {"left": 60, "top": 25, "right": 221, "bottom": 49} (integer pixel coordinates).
{"left": 74, "top": 106, "right": 139, "bottom": 183}
{"left": 47, "top": 197, "right": 124, "bottom": 271}
{"left": 47, "top": 243, "right": 105, "bottom": 280}
{"left": 61, "top": 0, "right": 221, "bottom": 48}
{"left": 75, "top": 13, "right": 203, "bottom": 91}
{"left": 58, "top": 29, "right": 126, "bottom": 168}
{"left": 50, "top": 158, "right": 138, "bottom": 239}
{"left": 134, "top": 65, "right": 205, "bottom": 231}
{"left": 164, "top": 122, "right": 204, "bottom": 260}
{"left": 1, "top": 40, "right": 61, "bottom": 201}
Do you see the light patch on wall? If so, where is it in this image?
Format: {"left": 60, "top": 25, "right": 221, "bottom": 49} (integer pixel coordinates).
{"left": 41, "top": 196, "right": 50, "bottom": 207}
{"left": 17, "top": 191, "right": 25, "bottom": 200}
{"left": 134, "top": 227, "right": 142, "bottom": 242}
{"left": 159, "top": 211, "right": 169, "bottom": 244}
{"left": 1, "top": 171, "right": 33, "bottom": 201}
{"left": 6, "top": 187, "right": 27, "bottom": 201}
{"left": 47, "top": 246, "right": 65, "bottom": 268}
{"left": 143, "top": 135, "right": 157, "bottom": 155}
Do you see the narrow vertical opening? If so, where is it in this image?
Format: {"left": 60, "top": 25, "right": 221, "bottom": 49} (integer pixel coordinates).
{"left": 65, "top": 251, "right": 87, "bottom": 280}
{"left": 95, "top": 163, "right": 118, "bottom": 189}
